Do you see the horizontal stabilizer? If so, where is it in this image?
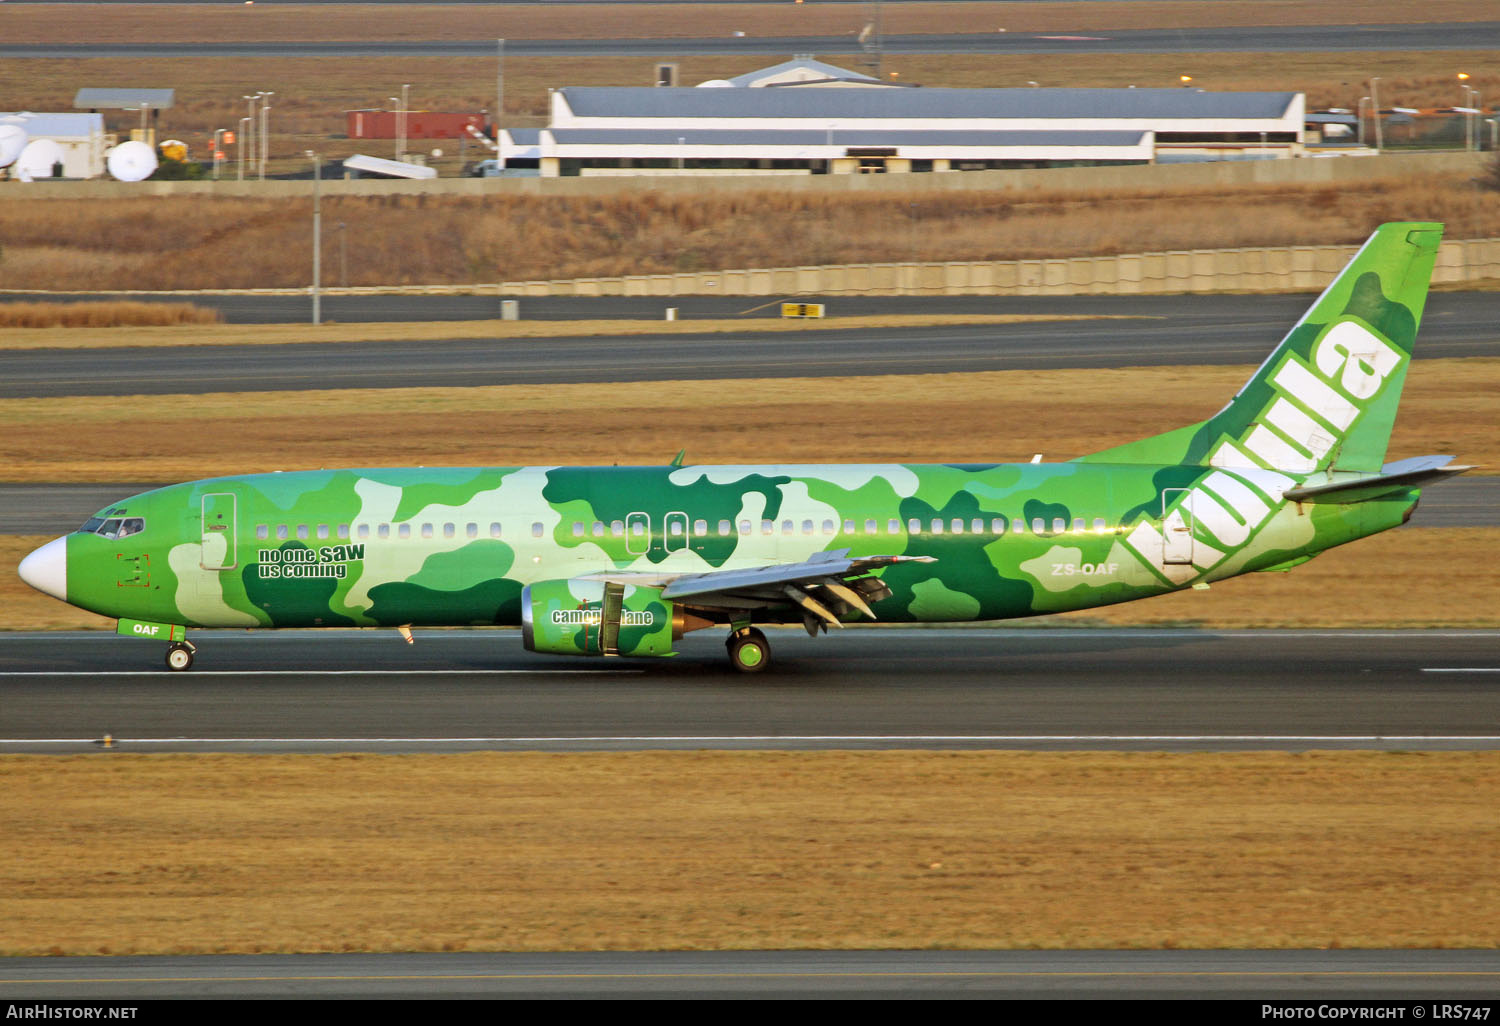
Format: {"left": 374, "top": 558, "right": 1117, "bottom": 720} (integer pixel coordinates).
{"left": 1282, "top": 454, "right": 1474, "bottom": 503}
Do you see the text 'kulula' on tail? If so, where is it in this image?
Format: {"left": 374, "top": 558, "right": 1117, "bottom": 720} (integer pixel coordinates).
{"left": 1075, "top": 222, "right": 1445, "bottom": 475}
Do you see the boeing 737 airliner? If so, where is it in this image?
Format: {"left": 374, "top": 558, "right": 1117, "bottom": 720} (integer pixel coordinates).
{"left": 19, "top": 223, "right": 1470, "bottom": 672}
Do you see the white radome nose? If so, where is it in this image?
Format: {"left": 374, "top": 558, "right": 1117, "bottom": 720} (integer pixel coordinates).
{"left": 18, "top": 536, "right": 67, "bottom": 601}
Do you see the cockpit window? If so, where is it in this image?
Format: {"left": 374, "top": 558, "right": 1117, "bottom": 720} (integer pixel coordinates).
{"left": 78, "top": 516, "right": 145, "bottom": 539}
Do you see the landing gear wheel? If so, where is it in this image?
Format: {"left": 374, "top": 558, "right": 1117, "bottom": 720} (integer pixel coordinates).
{"left": 726, "top": 628, "right": 771, "bottom": 674}
{"left": 165, "top": 642, "right": 195, "bottom": 672}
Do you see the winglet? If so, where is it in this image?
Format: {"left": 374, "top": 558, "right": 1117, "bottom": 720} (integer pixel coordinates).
{"left": 669, "top": 448, "right": 686, "bottom": 468}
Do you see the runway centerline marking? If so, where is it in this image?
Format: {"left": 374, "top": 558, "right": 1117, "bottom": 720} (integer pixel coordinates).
{"left": 0, "top": 669, "right": 642, "bottom": 677}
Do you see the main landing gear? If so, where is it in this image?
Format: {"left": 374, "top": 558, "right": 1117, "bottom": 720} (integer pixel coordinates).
{"left": 726, "top": 627, "right": 770, "bottom": 674}
{"left": 165, "top": 640, "right": 197, "bottom": 672}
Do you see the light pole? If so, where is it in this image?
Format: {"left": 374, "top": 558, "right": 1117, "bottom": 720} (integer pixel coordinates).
{"left": 1357, "top": 96, "right": 1371, "bottom": 147}
{"left": 259, "top": 91, "right": 273, "bottom": 180}
{"left": 212, "top": 128, "right": 225, "bottom": 180}
{"left": 390, "top": 97, "right": 401, "bottom": 161}
{"left": 242, "top": 95, "right": 258, "bottom": 176}
{"left": 306, "top": 151, "right": 321, "bottom": 325}
{"left": 400, "top": 84, "right": 410, "bottom": 162}
{"left": 238, "top": 117, "right": 251, "bottom": 180}
{"left": 337, "top": 221, "right": 348, "bottom": 288}
{"left": 1370, "top": 77, "right": 1383, "bottom": 153}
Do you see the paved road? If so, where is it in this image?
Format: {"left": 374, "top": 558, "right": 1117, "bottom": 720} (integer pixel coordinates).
{"left": 5, "top": 24, "right": 1498, "bottom": 58}
{"left": 2, "top": 629, "right": 1496, "bottom": 753}
{"left": 1, "top": 292, "right": 1494, "bottom": 398}
{"left": 2, "top": 949, "right": 1497, "bottom": 999}
{"left": 4, "top": 476, "right": 1493, "bottom": 536}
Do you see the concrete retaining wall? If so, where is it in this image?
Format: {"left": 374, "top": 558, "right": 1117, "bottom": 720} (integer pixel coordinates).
{"left": 496, "top": 236, "right": 1500, "bottom": 298}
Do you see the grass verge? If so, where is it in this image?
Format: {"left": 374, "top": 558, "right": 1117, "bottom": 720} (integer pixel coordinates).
{"left": 0, "top": 360, "right": 1491, "bottom": 481}
{"left": 4, "top": 750, "right": 1498, "bottom": 954}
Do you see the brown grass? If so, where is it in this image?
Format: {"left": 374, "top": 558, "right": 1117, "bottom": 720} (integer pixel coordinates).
{"left": 0, "top": 359, "right": 1492, "bottom": 482}
{"left": 7, "top": 2, "right": 1496, "bottom": 46}
{"left": 5, "top": 175, "right": 1500, "bottom": 290}
{"left": 0, "top": 301, "right": 221, "bottom": 329}
{"left": 4, "top": 750, "right": 1498, "bottom": 954}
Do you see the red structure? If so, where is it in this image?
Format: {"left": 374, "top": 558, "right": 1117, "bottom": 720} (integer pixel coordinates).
{"left": 346, "top": 110, "right": 486, "bottom": 140}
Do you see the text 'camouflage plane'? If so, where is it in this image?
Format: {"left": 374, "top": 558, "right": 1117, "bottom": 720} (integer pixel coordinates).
{"left": 18, "top": 223, "right": 1471, "bottom": 672}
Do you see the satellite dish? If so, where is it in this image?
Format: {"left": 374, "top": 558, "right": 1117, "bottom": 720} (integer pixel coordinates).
{"left": 15, "top": 138, "right": 65, "bottom": 180}
{"left": 107, "top": 140, "right": 158, "bottom": 182}
{"left": 697, "top": 79, "right": 735, "bottom": 89}
{"left": 0, "top": 124, "right": 27, "bottom": 168}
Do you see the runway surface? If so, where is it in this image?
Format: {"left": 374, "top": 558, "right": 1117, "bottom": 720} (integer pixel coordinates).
{"left": 2, "top": 292, "right": 1495, "bottom": 399}
{"left": 3, "top": 949, "right": 1498, "bottom": 999}
{"left": 5, "top": 23, "right": 1498, "bottom": 58}
{"left": 2, "top": 629, "right": 1497, "bottom": 754}
{"left": 4, "top": 477, "right": 1495, "bottom": 535}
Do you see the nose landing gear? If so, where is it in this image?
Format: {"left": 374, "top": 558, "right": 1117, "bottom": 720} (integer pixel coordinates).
{"left": 165, "top": 640, "right": 197, "bottom": 672}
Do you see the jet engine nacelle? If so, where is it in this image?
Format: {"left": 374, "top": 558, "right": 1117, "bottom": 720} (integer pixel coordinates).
{"left": 521, "top": 579, "right": 675, "bottom": 658}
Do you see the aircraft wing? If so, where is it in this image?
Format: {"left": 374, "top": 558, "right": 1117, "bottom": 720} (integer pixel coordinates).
{"left": 584, "top": 549, "right": 934, "bottom": 630}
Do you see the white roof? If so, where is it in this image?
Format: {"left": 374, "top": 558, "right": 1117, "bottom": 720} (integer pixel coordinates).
{"left": 0, "top": 112, "right": 104, "bottom": 139}
{"left": 342, "top": 154, "right": 437, "bottom": 179}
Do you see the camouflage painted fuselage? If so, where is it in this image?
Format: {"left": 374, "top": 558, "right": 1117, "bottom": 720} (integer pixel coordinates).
{"left": 65, "top": 461, "right": 1416, "bottom": 631}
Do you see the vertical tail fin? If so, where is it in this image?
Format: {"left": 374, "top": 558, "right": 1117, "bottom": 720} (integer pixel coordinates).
{"left": 1077, "top": 222, "right": 1443, "bottom": 473}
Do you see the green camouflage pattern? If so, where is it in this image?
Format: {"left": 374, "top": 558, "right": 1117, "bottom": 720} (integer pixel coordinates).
{"left": 29, "top": 223, "right": 1449, "bottom": 659}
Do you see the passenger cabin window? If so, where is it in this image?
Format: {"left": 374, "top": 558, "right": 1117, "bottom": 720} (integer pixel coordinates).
{"left": 801, "top": 520, "right": 813, "bottom": 536}
{"left": 908, "top": 518, "right": 922, "bottom": 534}
{"left": 822, "top": 520, "right": 835, "bottom": 535}
{"left": 930, "top": 519, "right": 944, "bottom": 535}
{"left": 592, "top": 522, "right": 604, "bottom": 538}
{"left": 256, "top": 524, "right": 269, "bottom": 540}
{"left": 316, "top": 524, "right": 329, "bottom": 540}
{"left": 1093, "top": 518, "right": 1108, "bottom": 532}
{"left": 844, "top": 519, "right": 855, "bottom": 534}
{"left": 398, "top": 524, "right": 411, "bottom": 539}
{"left": 490, "top": 523, "right": 503, "bottom": 539}
{"left": 277, "top": 525, "right": 289, "bottom": 540}
{"left": 611, "top": 521, "right": 624, "bottom": 538}
{"left": 296, "top": 525, "right": 309, "bottom": 540}
{"left": 865, "top": 519, "right": 877, "bottom": 535}
{"left": 992, "top": 518, "right": 1006, "bottom": 535}
{"left": 693, "top": 519, "right": 707, "bottom": 537}
{"left": 421, "top": 524, "right": 433, "bottom": 539}
{"left": 467, "top": 523, "right": 479, "bottom": 539}
{"left": 378, "top": 524, "right": 390, "bottom": 539}
{"left": 971, "top": 518, "right": 984, "bottom": 534}
{"left": 1031, "top": 518, "right": 1045, "bottom": 534}
{"left": 782, "top": 520, "right": 794, "bottom": 535}
{"left": 1012, "top": 519, "right": 1024, "bottom": 535}
{"left": 443, "top": 523, "right": 455, "bottom": 539}
{"left": 338, "top": 524, "right": 350, "bottom": 539}
{"left": 888, "top": 519, "right": 901, "bottom": 534}
{"left": 951, "top": 519, "right": 964, "bottom": 534}
{"left": 533, "top": 522, "right": 545, "bottom": 538}
{"left": 719, "top": 520, "right": 732, "bottom": 536}
{"left": 738, "top": 520, "right": 751, "bottom": 536}
{"left": 1052, "top": 518, "right": 1066, "bottom": 534}
{"left": 571, "top": 523, "right": 584, "bottom": 538}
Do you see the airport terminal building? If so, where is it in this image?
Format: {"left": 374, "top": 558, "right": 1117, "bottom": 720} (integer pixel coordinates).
{"left": 501, "top": 60, "right": 1306, "bottom": 178}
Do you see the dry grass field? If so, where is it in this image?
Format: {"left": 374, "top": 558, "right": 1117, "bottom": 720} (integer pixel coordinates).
{"left": 0, "top": 301, "right": 221, "bottom": 329}
{"left": 5, "top": 750, "right": 1498, "bottom": 954}
{"left": 7, "top": 2, "right": 1496, "bottom": 46}
{"left": 5, "top": 174, "right": 1499, "bottom": 290}
{"left": 0, "top": 360, "right": 1491, "bottom": 482}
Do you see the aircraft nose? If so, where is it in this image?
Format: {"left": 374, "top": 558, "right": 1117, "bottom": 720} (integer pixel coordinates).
{"left": 18, "top": 536, "right": 67, "bottom": 601}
